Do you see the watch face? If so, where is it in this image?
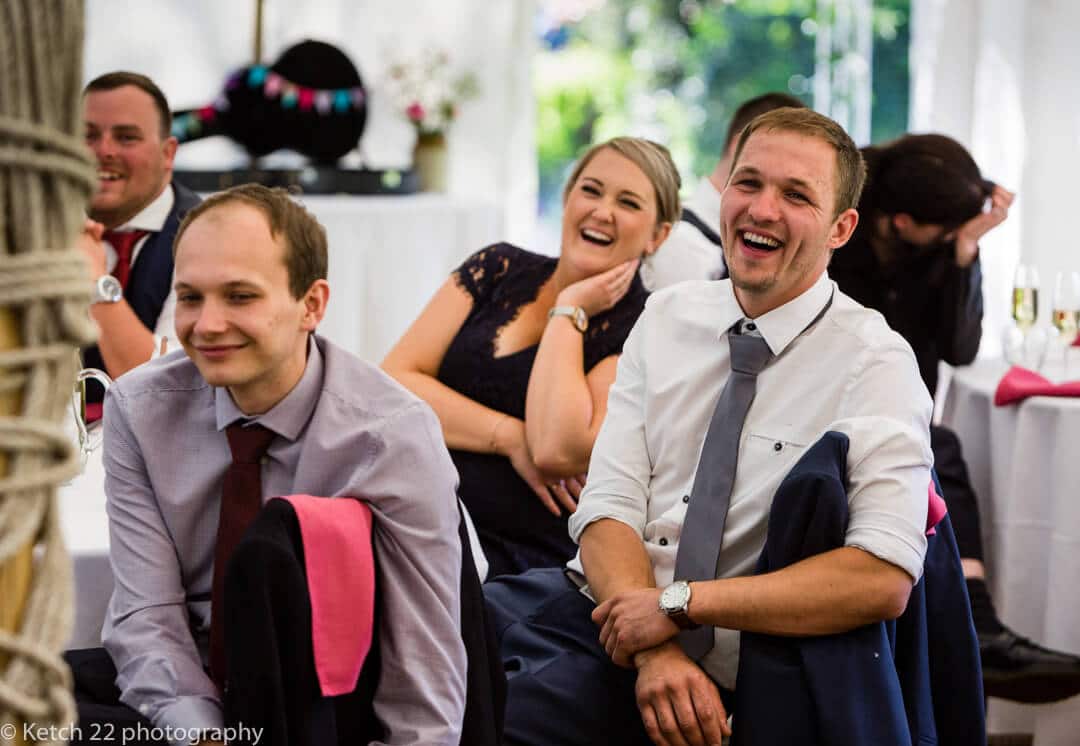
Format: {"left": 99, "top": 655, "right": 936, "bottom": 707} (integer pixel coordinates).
{"left": 573, "top": 308, "right": 588, "bottom": 332}
{"left": 660, "top": 582, "right": 689, "bottom": 612}
{"left": 96, "top": 275, "right": 122, "bottom": 303}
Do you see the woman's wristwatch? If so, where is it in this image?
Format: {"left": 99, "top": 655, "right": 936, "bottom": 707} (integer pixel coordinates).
{"left": 548, "top": 305, "right": 588, "bottom": 333}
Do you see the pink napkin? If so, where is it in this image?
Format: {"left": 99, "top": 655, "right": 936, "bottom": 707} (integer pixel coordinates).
{"left": 926, "top": 480, "right": 947, "bottom": 536}
{"left": 993, "top": 366, "right": 1080, "bottom": 406}
{"left": 280, "top": 494, "right": 376, "bottom": 697}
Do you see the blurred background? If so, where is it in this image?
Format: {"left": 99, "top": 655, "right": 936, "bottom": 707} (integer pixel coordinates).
{"left": 84, "top": 0, "right": 1080, "bottom": 356}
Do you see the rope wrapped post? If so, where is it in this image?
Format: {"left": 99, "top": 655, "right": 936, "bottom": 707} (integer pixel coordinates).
{"left": 0, "top": 1, "right": 98, "bottom": 743}
{"left": 0, "top": 313, "right": 30, "bottom": 654}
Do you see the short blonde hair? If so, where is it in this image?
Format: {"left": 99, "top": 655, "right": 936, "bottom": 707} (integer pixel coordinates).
{"left": 562, "top": 137, "right": 681, "bottom": 226}
{"left": 729, "top": 108, "right": 867, "bottom": 217}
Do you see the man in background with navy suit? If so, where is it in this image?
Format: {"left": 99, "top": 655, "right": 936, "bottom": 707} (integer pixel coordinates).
{"left": 77, "top": 71, "right": 200, "bottom": 403}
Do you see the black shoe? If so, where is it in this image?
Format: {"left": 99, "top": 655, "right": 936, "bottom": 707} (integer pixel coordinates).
{"left": 980, "top": 627, "right": 1080, "bottom": 703}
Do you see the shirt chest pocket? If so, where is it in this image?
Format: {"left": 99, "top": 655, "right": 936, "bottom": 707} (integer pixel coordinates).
{"left": 738, "top": 425, "right": 818, "bottom": 491}
{"left": 746, "top": 427, "right": 813, "bottom": 454}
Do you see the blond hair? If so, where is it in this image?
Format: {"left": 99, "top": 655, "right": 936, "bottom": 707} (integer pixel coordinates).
{"left": 562, "top": 136, "right": 681, "bottom": 225}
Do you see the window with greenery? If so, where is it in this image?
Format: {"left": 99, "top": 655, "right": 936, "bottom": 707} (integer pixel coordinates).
{"left": 535, "top": 0, "right": 910, "bottom": 228}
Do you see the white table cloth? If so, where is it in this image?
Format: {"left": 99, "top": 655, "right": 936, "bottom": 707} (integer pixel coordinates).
{"left": 59, "top": 428, "right": 112, "bottom": 650}
{"left": 940, "top": 358, "right": 1080, "bottom": 744}
{"left": 303, "top": 194, "right": 503, "bottom": 363}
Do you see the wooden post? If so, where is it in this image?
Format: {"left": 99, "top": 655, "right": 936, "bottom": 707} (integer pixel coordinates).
{"left": 0, "top": 308, "right": 31, "bottom": 746}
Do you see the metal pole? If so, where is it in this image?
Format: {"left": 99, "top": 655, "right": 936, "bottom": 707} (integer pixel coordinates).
{"left": 253, "top": 0, "right": 264, "bottom": 64}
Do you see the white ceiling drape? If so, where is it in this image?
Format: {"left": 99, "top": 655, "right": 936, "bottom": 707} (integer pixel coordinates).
{"left": 914, "top": 6, "right": 1080, "bottom": 741}
{"left": 911, "top": 0, "right": 1080, "bottom": 358}
{"left": 84, "top": 0, "right": 537, "bottom": 242}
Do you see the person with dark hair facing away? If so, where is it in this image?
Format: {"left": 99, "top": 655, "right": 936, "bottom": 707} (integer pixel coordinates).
{"left": 383, "top": 137, "right": 680, "bottom": 579}
{"left": 642, "top": 91, "right": 805, "bottom": 290}
{"left": 65, "top": 185, "right": 467, "bottom": 745}
{"left": 77, "top": 71, "right": 200, "bottom": 415}
{"left": 830, "top": 133, "right": 1080, "bottom": 703}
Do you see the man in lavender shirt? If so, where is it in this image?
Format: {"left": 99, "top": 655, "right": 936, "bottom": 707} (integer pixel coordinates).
{"left": 68, "top": 184, "right": 466, "bottom": 745}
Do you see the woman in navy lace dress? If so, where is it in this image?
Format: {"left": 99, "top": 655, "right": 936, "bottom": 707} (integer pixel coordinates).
{"left": 383, "top": 137, "right": 681, "bottom": 578}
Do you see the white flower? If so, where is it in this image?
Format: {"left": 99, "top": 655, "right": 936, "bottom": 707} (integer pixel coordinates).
{"left": 382, "top": 47, "right": 478, "bottom": 135}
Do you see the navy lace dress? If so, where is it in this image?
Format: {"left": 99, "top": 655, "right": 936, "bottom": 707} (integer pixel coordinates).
{"left": 438, "top": 243, "right": 648, "bottom": 578}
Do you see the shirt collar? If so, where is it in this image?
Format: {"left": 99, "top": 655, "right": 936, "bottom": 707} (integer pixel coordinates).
{"left": 687, "top": 178, "right": 723, "bottom": 235}
{"left": 114, "top": 182, "right": 175, "bottom": 232}
{"left": 214, "top": 335, "right": 323, "bottom": 441}
{"left": 715, "top": 271, "right": 834, "bottom": 356}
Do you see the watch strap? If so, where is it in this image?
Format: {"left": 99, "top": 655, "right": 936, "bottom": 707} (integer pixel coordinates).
{"left": 669, "top": 607, "right": 698, "bottom": 630}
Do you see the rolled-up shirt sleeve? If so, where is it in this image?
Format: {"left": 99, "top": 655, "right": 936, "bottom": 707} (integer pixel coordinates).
{"left": 570, "top": 309, "right": 652, "bottom": 543}
{"left": 837, "top": 337, "right": 934, "bottom": 581}
{"left": 362, "top": 403, "right": 466, "bottom": 746}
{"left": 101, "top": 386, "right": 223, "bottom": 742}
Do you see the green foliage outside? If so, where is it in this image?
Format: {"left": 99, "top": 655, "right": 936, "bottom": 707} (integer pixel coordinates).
{"left": 535, "top": 0, "right": 911, "bottom": 221}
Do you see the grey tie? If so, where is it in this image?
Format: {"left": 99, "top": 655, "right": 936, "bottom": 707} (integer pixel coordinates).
{"left": 674, "top": 326, "right": 774, "bottom": 660}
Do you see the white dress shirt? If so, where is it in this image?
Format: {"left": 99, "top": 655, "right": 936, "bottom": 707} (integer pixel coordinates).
{"left": 567, "top": 272, "right": 933, "bottom": 688}
{"left": 642, "top": 178, "right": 726, "bottom": 290}
{"left": 103, "top": 183, "right": 178, "bottom": 355}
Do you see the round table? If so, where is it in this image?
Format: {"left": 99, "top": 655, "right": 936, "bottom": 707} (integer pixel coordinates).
{"left": 940, "top": 358, "right": 1080, "bottom": 744}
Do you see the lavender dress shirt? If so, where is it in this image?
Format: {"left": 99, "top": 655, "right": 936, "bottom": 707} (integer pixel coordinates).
{"left": 101, "top": 335, "right": 466, "bottom": 745}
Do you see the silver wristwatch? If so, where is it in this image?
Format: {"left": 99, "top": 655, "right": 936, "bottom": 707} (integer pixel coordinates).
{"left": 659, "top": 580, "right": 699, "bottom": 630}
{"left": 91, "top": 274, "right": 123, "bottom": 304}
{"left": 548, "top": 305, "right": 588, "bottom": 333}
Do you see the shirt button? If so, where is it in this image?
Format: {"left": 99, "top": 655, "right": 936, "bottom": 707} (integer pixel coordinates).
{"left": 745, "top": 322, "right": 756, "bottom": 331}
{"left": 773, "top": 442, "right": 783, "bottom": 452}
{"left": 682, "top": 494, "right": 690, "bottom": 504}
{"left": 139, "top": 704, "right": 150, "bottom": 715}
{"left": 659, "top": 537, "right": 669, "bottom": 546}
{"left": 260, "top": 456, "right": 269, "bottom": 465}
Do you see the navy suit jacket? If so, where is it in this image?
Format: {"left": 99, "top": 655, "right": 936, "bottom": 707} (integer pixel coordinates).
{"left": 732, "top": 431, "right": 985, "bottom": 746}
{"left": 83, "top": 181, "right": 201, "bottom": 402}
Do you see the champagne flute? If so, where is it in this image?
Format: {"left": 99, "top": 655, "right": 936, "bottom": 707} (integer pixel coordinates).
{"left": 1012, "top": 264, "right": 1040, "bottom": 330}
{"left": 1051, "top": 271, "right": 1080, "bottom": 377}
{"left": 71, "top": 367, "right": 113, "bottom": 467}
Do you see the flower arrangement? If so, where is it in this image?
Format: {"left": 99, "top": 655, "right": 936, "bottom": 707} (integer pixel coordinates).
{"left": 384, "top": 49, "right": 479, "bottom": 139}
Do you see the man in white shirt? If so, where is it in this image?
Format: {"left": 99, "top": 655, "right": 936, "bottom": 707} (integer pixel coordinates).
{"left": 77, "top": 72, "right": 200, "bottom": 409}
{"left": 486, "top": 107, "right": 933, "bottom": 746}
{"left": 642, "top": 92, "right": 804, "bottom": 290}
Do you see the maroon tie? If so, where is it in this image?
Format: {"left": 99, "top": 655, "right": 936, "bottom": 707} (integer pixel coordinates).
{"left": 102, "top": 229, "right": 149, "bottom": 289}
{"left": 209, "top": 423, "right": 277, "bottom": 690}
